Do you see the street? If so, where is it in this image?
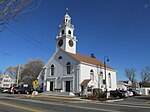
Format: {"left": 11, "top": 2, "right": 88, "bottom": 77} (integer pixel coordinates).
{"left": 0, "top": 94, "right": 150, "bottom": 112}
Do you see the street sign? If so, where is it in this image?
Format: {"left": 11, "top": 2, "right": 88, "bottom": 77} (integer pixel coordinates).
{"left": 33, "top": 80, "right": 38, "bottom": 85}
{"left": 33, "top": 80, "right": 38, "bottom": 89}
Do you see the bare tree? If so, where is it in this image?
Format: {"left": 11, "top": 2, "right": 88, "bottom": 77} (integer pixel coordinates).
{"left": 0, "top": 0, "right": 41, "bottom": 31}
{"left": 5, "top": 66, "right": 18, "bottom": 78}
{"left": 5, "top": 66, "right": 23, "bottom": 84}
{"left": 20, "top": 59, "right": 44, "bottom": 88}
{"left": 140, "top": 66, "right": 150, "bottom": 87}
{"left": 124, "top": 68, "right": 136, "bottom": 87}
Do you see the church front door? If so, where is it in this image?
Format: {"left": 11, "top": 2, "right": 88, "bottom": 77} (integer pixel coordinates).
{"left": 65, "top": 81, "right": 70, "bottom": 92}
{"left": 50, "top": 82, "right": 53, "bottom": 91}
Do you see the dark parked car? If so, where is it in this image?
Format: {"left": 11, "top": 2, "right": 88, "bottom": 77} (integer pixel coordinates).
{"left": 11, "top": 87, "right": 32, "bottom": 94}
{"left": 118, "top": 90, "right": 128, "bottom": 97}
{"left": 36, "top": 88, "right": 43, "bottom": 93}
{"left": 110, "top": 89, "right": 126, "bottom": 98}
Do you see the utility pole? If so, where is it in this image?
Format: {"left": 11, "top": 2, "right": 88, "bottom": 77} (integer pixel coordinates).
{"left": 16, "top": 64, "right": 21, "bottom": 87}
{"left": 104, "top": 56, "right": 109, "bottom": 100}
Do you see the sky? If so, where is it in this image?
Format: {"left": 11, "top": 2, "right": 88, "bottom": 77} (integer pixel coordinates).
{"left": 0, "top": 0, "right": 150, "bottom": 81}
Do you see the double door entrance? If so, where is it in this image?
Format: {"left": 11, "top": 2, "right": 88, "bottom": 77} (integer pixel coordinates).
{"left": 49, "top": 80, "right": 72, "bottom": 92}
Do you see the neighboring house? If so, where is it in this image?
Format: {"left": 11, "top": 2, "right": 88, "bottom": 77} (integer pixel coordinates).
{"left": 0, "top": 74, "right": 16, "bottom": 88}
{"left": 117, "top": 80, "right": 132, "bottom": 90}
{"left": 138, "top": 87, "right": 150, "bottom": 95}
{"left": 38, "top": 12, "right": 117, "bottom": 95}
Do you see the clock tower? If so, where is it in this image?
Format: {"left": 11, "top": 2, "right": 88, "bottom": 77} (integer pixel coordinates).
{"left": 56, "top": 9, "right": 77, "bottom": 54}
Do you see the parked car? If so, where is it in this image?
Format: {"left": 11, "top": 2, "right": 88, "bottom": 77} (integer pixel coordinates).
{"left": 127, "top": 90, "right": 133, "bottom": 97}
{"left": 110, "top": 89, "right": 126, "bottom": 98}
{"left": 36, "top": 88, "right": 43, "bottom": 93}
{"left": 135, "top": 90, "right": 142, "bottom": 95}
{"left": 1, "top": 88, "right": 9, "bottom": 93}
{"left": 11, "top": 87, "right": 32, "bottom": 94}
{"left": 9, "top": 87, "right": 16, "bottom": 94}
{"left": 118, "top": 90, "right": 128, "bottom": 97}
{"left": 129, "top": 89, "right": 142, "bottom": 96}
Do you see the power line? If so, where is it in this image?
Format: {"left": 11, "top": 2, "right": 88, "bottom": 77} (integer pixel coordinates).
{"left": 5, "top": 24, "right": 55, "bottom": 54}
{"left": 0, "top": 50, "right": 12, "bottom": 56}
{"left": 8, "top": 24, "right": 52, "bottom": 51}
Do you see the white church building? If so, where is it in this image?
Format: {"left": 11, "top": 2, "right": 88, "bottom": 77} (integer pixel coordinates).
{"left": 38, "top": 11, "right": 117, "bottom": 95}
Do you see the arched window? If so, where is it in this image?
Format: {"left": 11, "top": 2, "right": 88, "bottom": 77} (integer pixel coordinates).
{"left": 108, "top": 73, "right": 111, "bottom": 88}
{"left": 58, "top": 56, "right": 62, "bottom": 60}
{"left": 90, "top": 70, "right": 94, "bottom": 81}
{"left": 61, "top": 30, "right": 64, "bottom": 35}
{"left": 66, "top": 62, "right": 71, "bottom": 74}
{"left": 51, "top": 65, "right": 55, "bottom": 76}
{"left": 100, "top": 71, "right": 103, "bottom": 75}
{"left": 100, "top": 71, "right": 103, "bottom": 88}
{"left": 68, "top": 30, "right": 71, "bottom": 35}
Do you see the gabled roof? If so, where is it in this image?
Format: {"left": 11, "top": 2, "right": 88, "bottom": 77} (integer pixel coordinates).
{"left": 119, "top": 80, "right": 132, "bottom": 84}
{"left": 81, "top": 79, "right": 91, "bottom": 85}
{"left": 0, "top": 74, "right": 12, "bottom": 80}
{"left": 119, "top": 80, "right": 130, "bottom": 83}
{"left": 68, "top": 52, "right": 113, "bottom": 69}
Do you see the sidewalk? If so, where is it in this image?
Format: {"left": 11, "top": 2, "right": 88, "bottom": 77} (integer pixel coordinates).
{"left": 5, "top": 93, "right": 124, "bottom": 103}
{"left": 27, "top": 94, "right": 90, "bottom": 103}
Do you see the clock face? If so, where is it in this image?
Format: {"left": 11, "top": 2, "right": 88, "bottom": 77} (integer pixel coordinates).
{"left": 69, "top": 40, "right": 74, "bottom": 47}
{"left": 58, "top": 39, "right": 63, "bottom": 47}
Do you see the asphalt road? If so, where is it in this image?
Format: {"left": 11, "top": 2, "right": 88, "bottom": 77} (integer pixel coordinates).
{"left": 0, "top": 94, "right": 150, "bottom": 112}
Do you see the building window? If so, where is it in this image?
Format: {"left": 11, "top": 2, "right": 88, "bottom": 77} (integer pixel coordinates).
{"left": 47, "top": 68, "right": 50, "bottom": 76}
{"left": 66, "top": 62, "right": 71, "bottom": 74}
{"left": 68, "top": 30, "right": 71, "bottom": 35}
{"left": 3, "top": 84, "right": 9, "bottom": 87}
{"left": 108, "top": 73, "right": 111, "bottom": 88}
{"left": 51, "top": 65, "right": 55, "bottom": 76}
{"left": 61, "top": 30, "right": 64, "bottom": 35}
{"left": 90, "top": 70, "right": 94, "bottom": 81}
{"left": 87, "top": 86, "right": 92, "bottom": 92}
{"left": 100, "top": 72, "right": 103, "bottom": 88}
{"left": 58, "top": 56, "right": 62, "bottom": 59}
{"left": 4, "top": 79, "right": 10, "bottom": 82}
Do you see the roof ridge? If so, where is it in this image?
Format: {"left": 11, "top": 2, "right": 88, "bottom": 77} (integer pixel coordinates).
{"left": 67, "top": 52, "right": 114, "bottom": 70}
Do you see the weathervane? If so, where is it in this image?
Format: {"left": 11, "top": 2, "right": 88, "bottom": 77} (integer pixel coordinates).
{"left": 66, "top": 7, "right": 69, "bottom": 14}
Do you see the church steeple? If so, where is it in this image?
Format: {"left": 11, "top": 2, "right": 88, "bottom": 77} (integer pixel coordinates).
{"left": 56, "top": 9, "right": 77, "bottom": 54}
{"left": 63, "top": 8, "right": 71, "bottom": 26}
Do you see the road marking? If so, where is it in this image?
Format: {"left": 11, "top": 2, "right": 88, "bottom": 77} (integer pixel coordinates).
{"left": 67, "top": 105, "right": 121, "bottom": 112}
{"left": 97, "top": 102, "right": 150, "bottom": 109}
{"left": 1, "top": 96, "right": 149, "bottom": 112}
{"left": 0, "top": 99, "right": 121, "bottom": 112}
{"left": 91, "top": 101, "right": 150, "bottom": 106}
{"left": 0, "top": 101, "right": 42, "bottom": 112}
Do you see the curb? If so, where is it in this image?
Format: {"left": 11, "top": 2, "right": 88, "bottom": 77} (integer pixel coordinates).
{"left": 4, "top": 94, "right": 124, "bottom": 103}
{"left": 105, "top": 99, "right": 124, "bottom": 102}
